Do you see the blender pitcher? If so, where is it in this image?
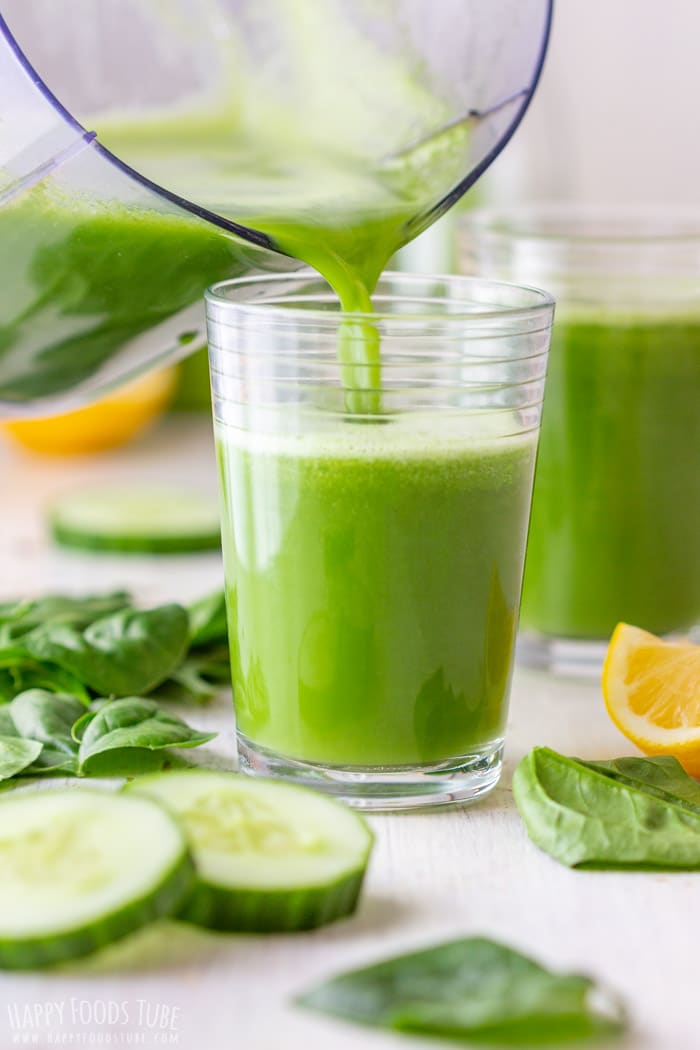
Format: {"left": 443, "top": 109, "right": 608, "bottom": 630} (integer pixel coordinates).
{"left": 0, "top": 0, "right": 552, "bottom": 418}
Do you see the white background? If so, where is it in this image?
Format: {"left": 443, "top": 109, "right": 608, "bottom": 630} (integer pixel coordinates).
{"left": 486, "top": 0, "right": 700, "bottom": 206}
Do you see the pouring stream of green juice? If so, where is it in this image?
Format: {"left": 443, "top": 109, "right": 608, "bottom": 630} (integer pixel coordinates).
{"left": 98, "top": 109, "right": 471, "bottom": 414}
{"left": 0, "top": 0, "right": 552, "bottom": 416}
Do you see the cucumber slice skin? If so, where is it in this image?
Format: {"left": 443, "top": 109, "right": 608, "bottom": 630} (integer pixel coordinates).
{"left": 0, "top": 789, "right": 196, "bottom": 971}
{"left": 125, "top": 771, "right": 373, "bottom": 934}
{"left": 179, "top": 866, "right": 367, "bottom": 934}
{"left": 48, "top": 486, "right": 221, "bottom": 554}
{"left": 50, "top": 520, "right": 221, "bottom": 555}
{"left": 0, "top": 852, "right": 195, "bottom": 970}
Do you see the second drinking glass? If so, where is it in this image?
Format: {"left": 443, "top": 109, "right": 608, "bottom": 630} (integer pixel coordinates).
{"left": 207, "top": 272, "right": 553, "bottom": 808}
{"left": 464, "top": 208, "right": 700, "bottom": 673}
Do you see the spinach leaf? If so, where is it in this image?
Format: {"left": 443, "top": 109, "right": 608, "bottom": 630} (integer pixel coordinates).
{"left": 154, "top": 645, "right": 231, "bottom": 704}
{"left": 188, "top": 591, "right": 228, "bottom": 649}
{"left": 0, "top": 708, "right": 17, "bottom": 735}
{"left": 298, "top": 937, "right": 625, "bottom": 1044}
{"left": 0, "top": 645, "right": 36, "bottom": 669}
{"left": 10, "top": 689, "right": 83, "bottom": 773}
{"left": 582, "top": 755, "right": 700, "bottom": 810}
{"left": 0, "top": 669, "right": 19, "bottom": 703}
{"left": 0, "top": 736, "right": 43, "bottom": 780}
{"left": 76, "top": 697, "right": 215, "bottom": 774}
{"left": 0, "top": 590, "right": 224, "bottom": 781}
{"left": 513, "top": 747, "right": 700, "bottom": 869}
{"left": 0, "top": 592, "right": 130, "bottom": 645}
{"left": 24, "top": 604, "right": 189, "bottom": 696}
{"left": 0, "top": 600, "right": 28, "bottom": 624}
{"left": 0, "top": 660, "right": 91, "bottom": 704}
{"left": 0, "top": 592, "right": 131, "bottom": 702}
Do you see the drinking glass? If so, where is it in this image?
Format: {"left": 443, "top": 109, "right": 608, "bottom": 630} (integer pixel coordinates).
{"left": 207, "top": 272, "right": 553, "bottom": 808}
{"left": 463, "top": 207, "right": 700, "bottom": 674}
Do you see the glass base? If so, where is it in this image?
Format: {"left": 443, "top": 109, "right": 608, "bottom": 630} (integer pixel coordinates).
{"left": 237, "top": 734, "right": 504, "bottom": 811}
{"left": 518, "top": 625, "right": 700, "bottom": 677}
{"left": 517, "top": 630, "right": 609, "bottom": 678}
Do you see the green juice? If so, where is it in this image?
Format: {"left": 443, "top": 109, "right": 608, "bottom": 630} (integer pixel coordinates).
{"left": 217, "top": 422, "right": 537, "bottom": 766}
{"left": 0, "top": 197, "right": 255, "bottom": 403}
{"left": 0, "top": 143, "right": 436, "bottom": 405}
{"left": 521, "top": 313, "right": 700, "bottom": 639}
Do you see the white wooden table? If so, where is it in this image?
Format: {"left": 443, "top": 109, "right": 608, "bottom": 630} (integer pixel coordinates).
{"left": 0, "top": 418, "right": 694, "bottom": 1050}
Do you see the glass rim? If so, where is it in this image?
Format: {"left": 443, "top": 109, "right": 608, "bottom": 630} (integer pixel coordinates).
{"left": 205, "top": 270, "right": 555, "bottom": 326}
{"left": 464, "top": 204, "right": 700, "bottom": 246}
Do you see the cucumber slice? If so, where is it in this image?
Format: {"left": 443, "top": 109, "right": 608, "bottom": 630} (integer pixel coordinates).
{"left": 49, "top": 485, "right": 221, "bottom": 554}
{"left": 125, "top": 771, "right": 373, "bottom": 933}
{"left": 0, "top": 788, "right": 194, "bottom": 969}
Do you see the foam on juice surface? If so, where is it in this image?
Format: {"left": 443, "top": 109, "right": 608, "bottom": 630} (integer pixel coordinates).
{"left": 216, "top": 412, "right": 538, "bottom": 462}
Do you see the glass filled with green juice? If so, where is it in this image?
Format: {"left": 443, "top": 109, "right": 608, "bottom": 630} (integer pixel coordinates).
{"left": 464, "top": 208, "right": 700, "bottom": 673}
{"left": 207, "top": 272, "right": 553, "bottom": 809}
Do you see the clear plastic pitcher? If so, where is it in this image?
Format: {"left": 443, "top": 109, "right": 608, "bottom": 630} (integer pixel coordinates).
{"left": 0, "top": 0, "right": 552, "bottom": 417}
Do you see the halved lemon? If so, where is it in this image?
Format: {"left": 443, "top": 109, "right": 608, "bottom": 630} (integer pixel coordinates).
{"left": 602, "top": 623, "right": 700, "bottom": 776}
{"left": 2, "top": 367, "right": 178, "bottom": 456}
